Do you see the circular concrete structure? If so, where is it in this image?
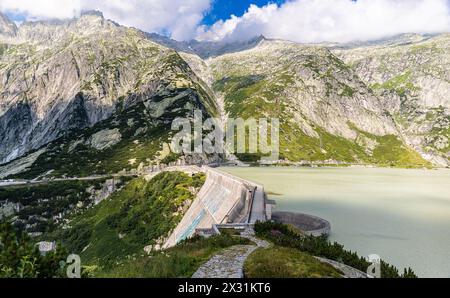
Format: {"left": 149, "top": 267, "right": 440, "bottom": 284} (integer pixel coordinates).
{"left": 272, "top": 211, "right": 331, "bottom": 237}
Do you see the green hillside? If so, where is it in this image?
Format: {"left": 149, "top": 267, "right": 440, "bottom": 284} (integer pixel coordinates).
{"left": 44, "top": 171, "right": 206, "bottom": 275}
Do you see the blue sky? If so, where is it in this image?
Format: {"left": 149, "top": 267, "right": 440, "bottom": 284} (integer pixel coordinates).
{"left": 5, "top": 12, "right": 26, "bottom": 23}
{"left": 202, "top": 0, "right": 286, "bottom": 25}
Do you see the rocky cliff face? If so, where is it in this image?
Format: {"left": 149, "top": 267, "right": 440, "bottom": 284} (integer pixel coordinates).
{"left": 0, "top": 12, "right": 217, "bottom": 169}
{"left": 148, "top": 33, "right": 266, "bottom": 59}
{"left": 334, "top": 34, "right": 450, "bottom": 166}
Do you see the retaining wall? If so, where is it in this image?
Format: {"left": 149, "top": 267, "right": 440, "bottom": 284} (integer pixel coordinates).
{"left": 272, "top": 211, "right": 331, "bottom": 237}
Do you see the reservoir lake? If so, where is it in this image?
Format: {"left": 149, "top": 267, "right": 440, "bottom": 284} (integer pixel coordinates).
{"left": 221, "top": 167, "right": 450, "bottom": 277}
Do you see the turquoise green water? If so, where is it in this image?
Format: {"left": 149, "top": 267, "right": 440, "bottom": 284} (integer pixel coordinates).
{"left": 221, "top": 167, "right": 450, "bottom": 277}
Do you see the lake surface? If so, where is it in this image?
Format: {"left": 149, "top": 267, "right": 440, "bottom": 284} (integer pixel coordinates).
{"left": 221, "top": 167, "right": 450, "bottom": 277}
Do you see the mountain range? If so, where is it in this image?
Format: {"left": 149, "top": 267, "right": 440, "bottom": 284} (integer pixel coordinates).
{"left": 0, "top": 11, "right": 448, "bottom": 179}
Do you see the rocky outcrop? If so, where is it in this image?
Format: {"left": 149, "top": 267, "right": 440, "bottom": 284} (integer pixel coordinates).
{"left": 89, "top": 129, "right": 122, "bottom": 151}
{"left": 88, "top": 178, "right": 119, "bottom": 205}
{"left": 0, "top": 201, "right": 22, "bottom": 220}
{"left": 148, "top": 33, "right": 266, "bottom": 59}
{"left": 315, "top": 257, "right": 369, "bottom": 278}
{"left": 0, "top": 148, "right": 46, "bottom": 179}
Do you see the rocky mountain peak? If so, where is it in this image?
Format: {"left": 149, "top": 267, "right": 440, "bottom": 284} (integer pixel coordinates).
{"left": 148, "top": 33, "right": 268, "bottom": 59}
{"left": 13, "top": 10, "right": 118, "bottom": 46}
{"left": 80, "top": 10, "right": 104, "bottom": 19}
{"left": 74, "top": 10, "right": 117, "bottom": 33}
{"left": 0, "top": 12, "right": 17, "bottom": 37}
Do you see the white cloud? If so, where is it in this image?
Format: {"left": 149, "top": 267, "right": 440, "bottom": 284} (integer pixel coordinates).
{"left": 85, "top": 0, "right": 211, "bottom": 40}
{"left": 0, "top": 0, "right": 211, "bottom": 40}
{"left": 197, "top": 0, "right": 450, "bottom": 43}
{"left": 0, "top": 0, "right": 82, "bottom": 20}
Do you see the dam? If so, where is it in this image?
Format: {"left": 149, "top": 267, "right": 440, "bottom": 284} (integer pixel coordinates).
{"left": 163, "top": 166, "right": 273, "bottom": 249}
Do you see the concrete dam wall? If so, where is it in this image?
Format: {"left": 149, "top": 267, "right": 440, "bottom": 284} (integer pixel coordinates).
{"left": 163, "top": 167, "right": 259, "bottom": 249}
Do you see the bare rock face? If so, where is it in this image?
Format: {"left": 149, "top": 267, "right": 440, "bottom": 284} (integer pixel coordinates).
{"left": 335, "top": 34, "right": 450, "bottom": 166}
{"left": 0, "top": 13, "right": 126, "bottom": 163}
{"left": 89, "top": 129, "right": 122, "bottom": 150}
{"left": 0, "top": 12, "right": 216, "bottom": 165}
{"left": 0, "top": 148, "right": 46, "bottom": 179}
{"left": 148, "top": 33, "right": 266, "bottom": 59}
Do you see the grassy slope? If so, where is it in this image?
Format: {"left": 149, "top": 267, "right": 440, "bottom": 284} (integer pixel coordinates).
{"left": 349, "top": 123, "right": 431, "bottom": 168}
{"left": 46, "top": 172, "right": 206, "bottom": 274}
{"left": 98, "top": 234, "right": 250, "bottom": 278}
{"left": 244, "top": 246, "right": 342, "bottom": 278}
{"left": 214, "top": 74, "right": 429, "bottom": 167}
{"left": 0, "top": 179, "right": 111, "bottom": 234}
{"left": 0, "top": 43, "right": 7, "bottom": 57}
{"left": 2, "top": 171, "right": 248, "bottom": 278}
{"left": 349, "top": 42, "right": 449, "bottom": 162}
{"left": 370, "top": 71, "right": 420, "bottom": 98}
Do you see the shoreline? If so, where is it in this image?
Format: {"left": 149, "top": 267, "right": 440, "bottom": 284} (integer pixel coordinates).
{"left": 219, "top": 163, "right": 450, "bottom": 171}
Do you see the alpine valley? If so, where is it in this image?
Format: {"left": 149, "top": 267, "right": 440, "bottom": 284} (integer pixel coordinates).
{"left": 0, "top": 10, "right": 448, "bottom": 279}
{"left": 0, "top": 12, "right": 449, "bottom": 178}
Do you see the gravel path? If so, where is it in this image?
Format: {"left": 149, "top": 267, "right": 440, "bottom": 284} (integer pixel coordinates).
{"left": 192, "top": 227, "right": 368, "bottom": 279}
{"left": 192, "top": 228, "right": 270, "bottom": 278}
{"left": 192, "top": 244, "right": 258, "bottom": 278}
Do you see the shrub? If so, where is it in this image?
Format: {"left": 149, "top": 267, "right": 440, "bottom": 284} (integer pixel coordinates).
{"left": 103, "top": 172, "right": 205, "bottom": 246}
{"left": 98, "top": 234, "right": 250, "bottom": 278}
{"left": 254, "top": 221, "right": 417, "bottom": 278}
{"left": 0, "top": 221, "right": 67, "bottom": 278}
{"left": 244, "top": 246, "right": 342, "bottom": 278}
